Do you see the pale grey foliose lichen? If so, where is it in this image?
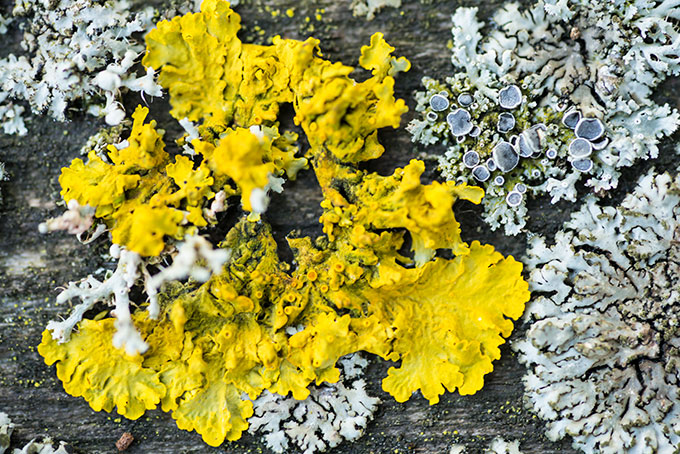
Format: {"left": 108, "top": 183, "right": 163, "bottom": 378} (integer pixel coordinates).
{"left": 248, "top": 354, "right": 380, "bottom": 454}
{"left": 0, "top": 412, "right": 12, "bottom": 454}
{"left": 408, "top": 0, "right": 680, "bottom": 235}
{"left": 11, "top": 439, "right": 69, "bottom": 454}
{"left": 350, "top": 0, "right": 401, "bottom": 20}
{"left": 486, "top": 438, "right": 523, "bottom": 454}
{"left": 0, "top": 413, "right": 68, "bottom": 454}
{"left": 0, "top": 0, "right": 162, "bottom": 135}
{"left": 0, "top": 12, "right": 26, "bottom": 136}
{"left": 449, "top": 437, "right": 524, "bottom": 454}
{"left": 515, "top": 170, "right": 680, "bottom": 453}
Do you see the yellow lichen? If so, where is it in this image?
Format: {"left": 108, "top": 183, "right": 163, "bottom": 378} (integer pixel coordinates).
{"left": 38, "top": 320, "right": 166, "bottom": 419}
{"left": 368, "top": 243, "right": 527, "bottom": 402}
{"left": 143, "top": 0, "right": 243, "bottom": 125}
{"left": 41, "top": 0, "right": 530, "bottom": 448}
{"left": 59, "top": 106, "right": 305, "bottom": 255}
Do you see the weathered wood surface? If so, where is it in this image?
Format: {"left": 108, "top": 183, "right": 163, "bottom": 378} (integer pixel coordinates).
{"left": 1, "top": 0, "right": 679, "bottom": 453}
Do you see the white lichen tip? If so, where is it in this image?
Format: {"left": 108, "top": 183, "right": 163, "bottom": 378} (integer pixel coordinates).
{"left": 248, "top": 354, "right": 379, "bottom": 454}
{"left": 1, "top": 412, "right": 13, "bottom": 454}
{"left": 449, "top": 445, "right": 466, "bottom": 454}
{"left": 516, "top": 169, "right": 680, "bottom": 453}
{"left": 351, "top": 0, "right": 401, "bottom": 20}
{"left": 146, "top": 234, "right": 231, "bottom": 319}
{"left": 0, "top": 161, "right": 6, "bottom": 205}
{"left": 48, "top": 234, "right": 230, "bottom": 354}
{"left": 47, "top": 247, "right": 149, "bottom": 354}
{"left": 0, "top": 14, "right": 10, "bottom": 35}
{"left": 0, "top": 412, "right": 69, "bottom": 454}
{"left": 249, "top": 174, "right": 285, "bottom": 215}
{"left": 38, "top": 200, "right": 96, "bottom": 236}
{"left": 449, "top": 437, "right": 523, "bottom": 454}
{"left": 179, "top": 117, "right": 200, "bottom": 155}
{"left": 485, "top": 438, "right": 523, "bottom": 454}
{"left": 204, "top": 190, "right": 228, "bottom": 221}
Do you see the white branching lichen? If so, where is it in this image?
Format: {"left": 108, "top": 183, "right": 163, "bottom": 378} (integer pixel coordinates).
{"left": 449, "top": 437, "right": 523, "bottom": 454}
{"left": 78, "top": 123, "right": 127, "bottom": 156}
{"left": 46, "top": 245, "right": 147, "bottom": 354}
{"left": 0, "top": 412, "right": 12, "bottom": 454}
{"left": 0, "top": 0, "right": 161, "bottom": 134}
{"left": 145, "top": 235, "right": 231, "bottom": 318}
{"left": 350, "top": 0, "right": 401, "bottom": 20}
{"left": 516, "top": 170, "right": 680, "bottom": 453}
{"left": 46, "top": 235, "right": 229, "bottom": 355}
{"left": 485, "top": 437, "right": 523, "bottom": 454}
{"left": 409, "top": 0, "right": 680, "bottom": 234}
{"left": 0, "top": 413, "right": 68, "bottom": 454}
{"left": 248, "top": 354, "right": 380, "bottom": 454}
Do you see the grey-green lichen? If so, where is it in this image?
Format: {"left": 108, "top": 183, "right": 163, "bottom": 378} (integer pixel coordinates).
{"left": 409, "top": 0, "right": 680, "bottom": 234}
{"left": 78, "top": 124, "right": 127, "bottom": 156}
{"left": 449, "top": 437, "right": 524, "bottom": 454}
{"left": 0, "top": 413, "right": 10, "bottom": 454}
{"left": 248, "top": 354, "right": 379, "bottom": 454}
{"left": 515, "top": 170, "right": 680, "bottom": 453}
{"left": 351, "top": 0, "right": 401, "bottom": 20}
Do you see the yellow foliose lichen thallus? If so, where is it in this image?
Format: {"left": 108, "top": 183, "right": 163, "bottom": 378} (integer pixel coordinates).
{"left": 40, "top": 0, "right": 530, "bottom": 447}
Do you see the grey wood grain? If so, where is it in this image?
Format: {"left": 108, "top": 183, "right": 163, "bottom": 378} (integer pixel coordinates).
{"left": 2, "top": 0, "right": 677, "bottom": 453}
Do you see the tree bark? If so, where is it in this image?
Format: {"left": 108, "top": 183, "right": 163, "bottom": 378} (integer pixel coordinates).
{"left": 1, "top": 0, "right": 678, "bottom": 453}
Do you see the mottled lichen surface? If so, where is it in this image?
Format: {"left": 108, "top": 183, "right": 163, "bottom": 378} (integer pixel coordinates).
{"left": 248, "top": 353, "right": 380, "bottom": 453}
{"left": 33, "top": 0, "right": 529, "bottom": 450}
{"left": 517, "top": 170, "right": 680, "bottom": 454}
{"left": 409, "top": 0, "right": 680, "bottom": 235}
